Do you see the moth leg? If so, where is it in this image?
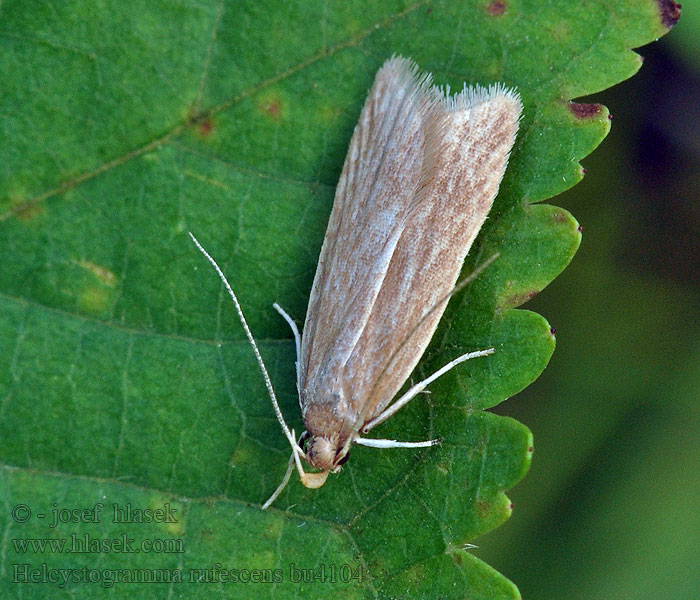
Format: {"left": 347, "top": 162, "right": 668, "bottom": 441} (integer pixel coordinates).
{"left": 262, "top": 449, "right": 296, "bottom": 510}
{"left": 354, "top": 437, "right": 441, "bottom": 448}
{"left": 362, "top": 348, "right": 495, "bottom": 434}
{"left": 188, "top": 232, "right": 306, "bottom": 460}
{"left": 272, "top": 302, "right": 302, "bottom": 404}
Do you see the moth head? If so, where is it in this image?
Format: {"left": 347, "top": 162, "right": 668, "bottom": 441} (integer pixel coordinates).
{"left": 306, "top": 435, "right": 350, "bottom": 473}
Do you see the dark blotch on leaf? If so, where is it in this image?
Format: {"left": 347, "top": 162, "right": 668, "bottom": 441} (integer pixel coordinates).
{"left": 569, "top": 102, "right": 603, "bottom": 119}
{"left": 189, "top": 110, "right": 214, "bottom": 137}
{"left": 578, "top": 225, "right": 583, "bottom": 232}
{"left": 486, "top": 0, "right": 507, "bottom": 15}
{"left": 551, "top": 210, "right": 569, "bottom": 224}
{"left": 260, "top": 100, "right": 282, "bottom": 121}
{"left": 198, "top": 119, "right": 213, "bottom": 136}
{"left": 14, "top": 201, "right": 44, "bottom": 221}
{"left": 550, "top": 327, "right": 556, "bottom": 335}
{"left": 503, "top": 289, "right": 539, "bottom": 307}
{"left": 657, "top": 0, "right": 682, "bottom": 28}
{"left": 476, "top": 499, "right": 491, "bottom": 517}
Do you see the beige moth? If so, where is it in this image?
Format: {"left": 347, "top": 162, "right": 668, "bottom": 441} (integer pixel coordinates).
{"left": 190, "top": 56, "right": 522, "bottom": 509}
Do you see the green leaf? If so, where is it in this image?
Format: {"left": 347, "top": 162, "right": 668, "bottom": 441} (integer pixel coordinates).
{"left": 0, "top": 1, "right": 678, "bottom": 597}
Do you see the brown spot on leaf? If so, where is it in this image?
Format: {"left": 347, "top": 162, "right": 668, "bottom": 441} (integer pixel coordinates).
{"left": 77, "top": 260, "right": 117, "bottom": 287}
{"left": 486, "top": 0, "right": 506, "bottom": 15}
{"left": 504, "top": 289, "right": 539, "bottom": 307}
{"left": 452, "top": 553, "right": 463, "bottom": 566}
{"left": 261, "top": 519, "right": 284, "bottom": 541}
{"left": 551, "top": 210, "right": 569, "bottom": 224}
{"left": 263, "top": 101, "right": 280, "bottom": 119}
{"left": 198, "top": 119, "right": 213, "bottom": 137}
{"left": 189, "top": 110, "right": 215, "bottom": 138}
{"left": 476, "top": 499, "right": 491, "bottom": 517}
{"left": 578, "top": 225, "right": 583, "bottom": 232}
{"left": 569, "top": 102, "right": 603, "bottom": 119}
{"left": 258, "top": 93, "right": 285, "bottom": 122}
{"left": 657, "top": 0, "right": 681, "bottom": 28}
{"left": 14, "top": 201, "right": 44, "bottom": 221}
{"left": 550, "top": 327, "right": 556, "bottom": 335}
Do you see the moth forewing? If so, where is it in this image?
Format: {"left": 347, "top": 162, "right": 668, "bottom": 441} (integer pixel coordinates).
{"left": 298, "top": 58, "right": 441, "bottom": 473}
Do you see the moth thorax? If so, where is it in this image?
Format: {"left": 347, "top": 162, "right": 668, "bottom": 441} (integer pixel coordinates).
{"left": 306, "top": 435, "right": 342, "bottom": 472}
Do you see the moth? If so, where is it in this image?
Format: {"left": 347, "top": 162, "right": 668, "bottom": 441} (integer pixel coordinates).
{"left": 190, "top": 56, "right": 522, "bottom": 509}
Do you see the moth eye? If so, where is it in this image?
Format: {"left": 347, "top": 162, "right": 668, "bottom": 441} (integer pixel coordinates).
{"left": 336, "top": 451, "right": 350, "bottom": 466}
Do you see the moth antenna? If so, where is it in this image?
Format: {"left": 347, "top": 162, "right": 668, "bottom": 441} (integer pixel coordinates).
{"left": 188, "top": 232, "right": 306, "bottom": 468}
{"left": 272, "top": 302, "right": 302, "bottom": 405}
{"left": 447, "top": 252, "right": 500, "bottom": 300}
{"left": 354, "top": 437, "right": 442, "bottom": 448}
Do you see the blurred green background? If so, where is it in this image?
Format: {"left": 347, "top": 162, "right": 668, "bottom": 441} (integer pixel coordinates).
{"left": 477, "top": 8, "right": 700, "bottom": 599}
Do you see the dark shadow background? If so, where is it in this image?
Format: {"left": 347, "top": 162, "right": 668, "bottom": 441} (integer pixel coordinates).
{"left": 475, "top": 8, "right": 700, "bottom": 600}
